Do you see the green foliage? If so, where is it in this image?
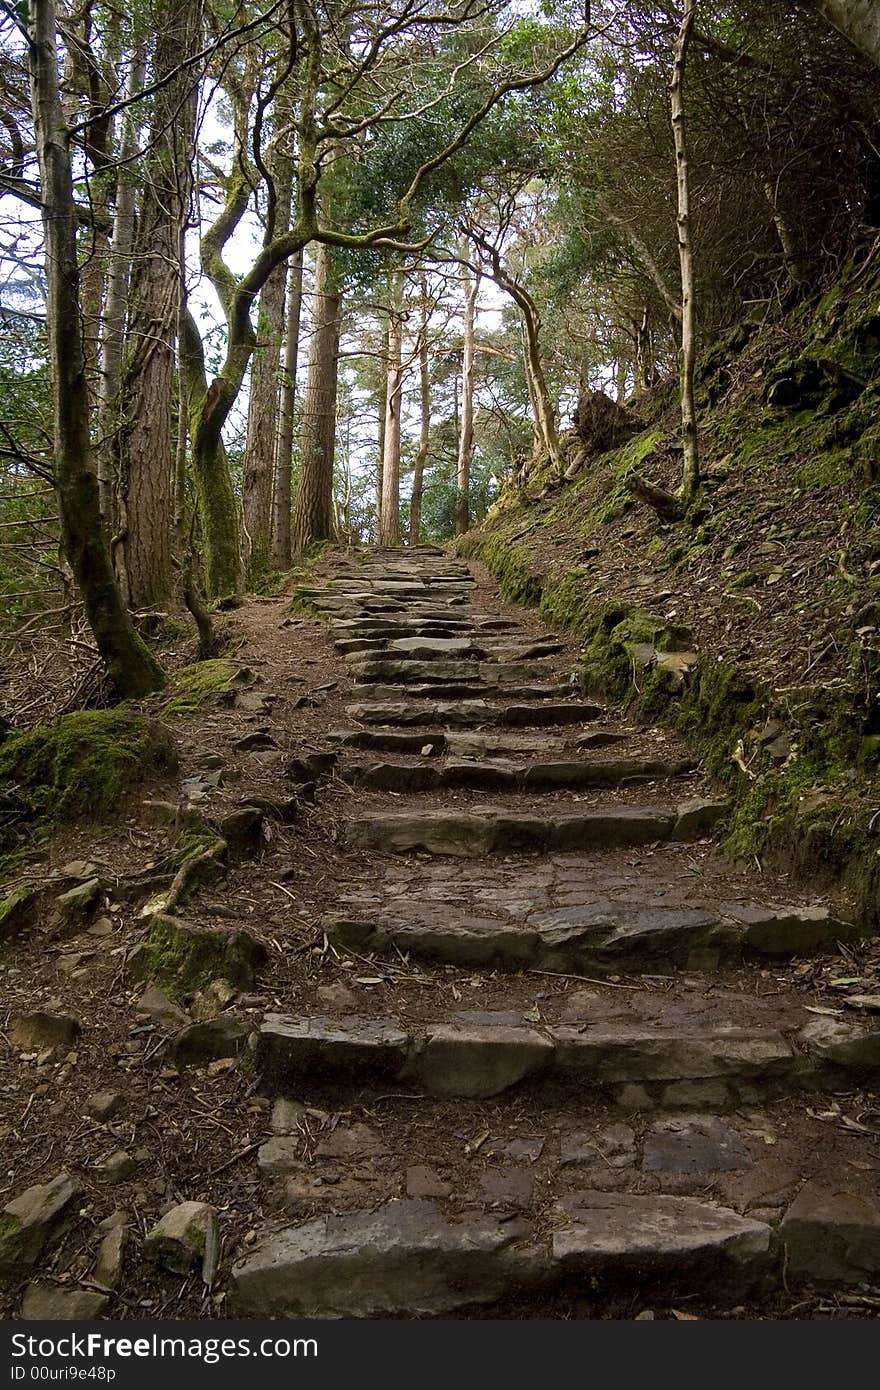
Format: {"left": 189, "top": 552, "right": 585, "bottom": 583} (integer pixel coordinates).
{"left": 161, "top": 660, "right": 240, "bottom": 717}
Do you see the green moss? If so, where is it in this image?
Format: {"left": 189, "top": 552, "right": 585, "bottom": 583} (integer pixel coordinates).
{"left": 0, "top": 1213, "right": 26, "bottom": 1271}
{"left": 162, "top": 660, "right": 239, "bottom": 717}
{"left": 129, "top": 914, "right": 265, "bottom": 999}
{"left": 0, "top": 711, "right": 177, "bottom": 852}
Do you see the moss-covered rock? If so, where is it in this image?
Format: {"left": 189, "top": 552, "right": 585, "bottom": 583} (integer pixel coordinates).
{"left": 0, "top": 711, "right": 177, "bottom": 853}
{"left": 127, "top": 913, "right": 267, "bottom": 999}
{"left": 161, "top": 660, "right": 243, "bottom": 718}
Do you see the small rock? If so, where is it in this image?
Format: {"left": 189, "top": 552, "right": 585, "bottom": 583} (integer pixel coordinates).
{"left": 271, "top": 1098, "right": 306, "bottom": 1135}
{"left": 782, "top": 1181, "right": 880, "bottom": 1282}
{"left": 87, "top": 916, "right": 114, "bottom": 937}
{"left": 614, "top": 1083, "right": 654, "bottom": 1113}
{"left": 315, "top": 982, "right": 359, "bottom": 1011}
{"left": 643, "top": 1117, "right": 752, "bottom": 1175}
{"left": 673, "top": 799, "right": 728, "bottom": 840}
{"left": 84, "top": 1091, "right": 124, "bottom": 1121}
{"left": 52, "top": 877, "right": 101, "bottom": 921}
{"left": 479, "top": 1167, "right": 534, "bottom": 1205}
{"left": 21, "top": 1285, "right": 108, "bottom": 1320}
{"left": 8, "top": 1010, "right": 81, "bottom": 1053}
{"left": 0, "top": 1171, "right": 80, "bottom": 1274}
{"left": 99, "top": 1150, "right": 136, "bottom": 1184}
{"left": 170, "top": 1015, "right": 250, "bottom": 1066}
{"left": 136, "top": 985, "right": 189, "bottom": 1032}
{"left": 190, "top": 979, "right": 237, "bottom": 1022}
{"left": 635, "top": 1309, "right": 655, "bottom": 1320}
{"left": 406, "top": 1166, "right": 451, "bottom": 1199}
{"left": 94, "top": 1221, "right": 128, "bottom": 1289}
{"left": 58, "top": 859, "right": 99, "bottom": 881}
{"left": 145, "top": 1201, "right": 219, "bottom": 1275}
{"left": 258, "top": 1138, "right": 302, "bottom": 1175}
{"left": 218, "top": 806, "right": 264, "bottom": 853}
{"left": 315, "top": 1123, "right": 388, "bottom": 1159}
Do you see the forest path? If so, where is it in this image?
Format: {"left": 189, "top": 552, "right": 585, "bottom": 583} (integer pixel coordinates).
{"left": 231, "top": 548, "right": 880, "bottom": 1317}
{"left": 2, "top": 548, "right": 879, "bottom": 1321}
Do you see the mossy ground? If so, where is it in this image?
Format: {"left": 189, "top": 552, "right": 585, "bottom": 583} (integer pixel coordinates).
{"left": 460, "top": 250, "right": 879, "bottom": 922}
{"left": 130, "top": 914, "right": 262, "bottom": 1000}
{"left": 0, "top": 710, "right": 178, "bottom": 855}
{"left": 161, "top": 660, "right": 241, "bottom": 718}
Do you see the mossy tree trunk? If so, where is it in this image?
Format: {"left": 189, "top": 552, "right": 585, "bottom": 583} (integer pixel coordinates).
{"left": 814, "top": 1, "right": 880, "bottom": 66}
{"left": 179, "top": 309, "right": 242, "bottom": 597}
{"left": 243, "top": 124, "right": 293, "bottom": 580}
{"left": 670, "top": 0, "right": 700, "bottom": 504}
{"left": 27, "top": 0, "right": 165, "bottom": 697}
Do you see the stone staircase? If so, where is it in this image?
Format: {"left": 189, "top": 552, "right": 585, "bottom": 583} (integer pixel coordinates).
{"left": 232, "top": 547, "right": 880, "bottom": 1318}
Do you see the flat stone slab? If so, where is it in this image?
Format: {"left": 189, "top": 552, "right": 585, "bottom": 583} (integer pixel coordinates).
{"left": 781, "top": 1181, "right": 880, "bottom": 1282}
{"left": 343, "top": 807, "right": 676, "bottom": 857}
{"left": 551, "top": 1026, "right": 793, "bottom": 1082}
{"left": 343, "top": 756, "right": 693, "bottom": 794}
{"left": 349, "top": 659, "right": 558, "bottom": 685}
{"left": 407, "top": 1023, "right": 554, "bottom": 1098}
{"left": 345, "top": 700, "right": 603, "bottom": 728}
{"left": 232, "top": 1199, "right": 536, "bottom": 1317}
{"left": 642, "top": 1117, "right": 753, "bottom": 1174}
{"left": 553, "top": 1191, "right": 771, "bottom": 1284}
{"left": 258, "top": 1014, "right": 410, "bottom": 1086}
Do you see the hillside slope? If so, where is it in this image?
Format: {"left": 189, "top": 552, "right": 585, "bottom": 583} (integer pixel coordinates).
{"left": 459, "top": 247, "right": 880, "bottom": 920}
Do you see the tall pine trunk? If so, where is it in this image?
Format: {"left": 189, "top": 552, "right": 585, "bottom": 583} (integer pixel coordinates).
{"left": 375, "top": 313, "right": 390, "bottom": 537}
{"left": 27, "top": 0, "right": 165, "bottom": 697}
{"left": 379, "top": 270, "right": 404, "bottom": 547}
{"left": 409, "top": 279, "right": 430, "bottom": 546}
{"left": 117, "top": 0, "right": 201, "bottom": 608}
{"left": 292, "top": 244, "right": 341, "bottom": 554}
{"left": 97, "top": 44, "right": 146, "bottom": 528}
{"left": 455, "top": 258, "right": 477, "bottom": 535}
{"left": 271, "top": 247, "right": 304, "bottom": 569}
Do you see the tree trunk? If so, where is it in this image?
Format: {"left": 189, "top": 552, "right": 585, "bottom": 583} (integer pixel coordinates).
{"left": 813, "top": 1, "right": 880, "bottom": 66}
{"left": 27, "top": 0, "right": 165, "bottom": 697}
{"left": 379, "top": 271, "right": 404, "bottom": 548}
{"left": 270, "top": 246, "right": 304, "bottom": 569}
{"left": 375, "top": 312, "right": 390, "bottom": 534}
{"left": 670, "top": 0, "right": 700, "bottom": 504}
{"left": 179, "top": 309, "right": 242, "bottom": 596}
{"left": 97, "top": 44, "right": 146, "bottom": 528}
{"left": 409, "top": 278, "right": 430, "bottom": 546}
{"left": 455, "top": 258, "right": 477, "bottom": 534}
{"left": 117, "top": 0, "right": 201, "bottom": 609}
{"left": 243, "top": 145, "right": 293, "bottom": 579}
{"left": 291, "top": 243, "right": 342, "bottom": 554}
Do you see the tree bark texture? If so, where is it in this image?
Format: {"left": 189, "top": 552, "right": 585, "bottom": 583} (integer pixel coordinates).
{"left": 97, "top": 44, "right": 146, "bottom": 527}
{"left": 292, "top": 243, "right": 342, "bottom": 554}
{"left": 117, "top": 0, "right": 201, "bottom": 609}
{"left": 409, "top": 279, "right": 430, "bottom": 546}
{"left": 271, "top": 246, "right": 304, "bottom": 569}
{"left": 27, "top": 0, "right": 165, "bottom": 697}
{"left": 670, "top": 0, "right": 700, "bottom": 503}
{"left": 243, "top": 140, "right": 293, "bottom": 578}
{"left": 814, "top": 0, "right": 880, "bottom": 66}
{"left": 455, "top": 257, "right": 477, "bottom": 534}
{"left": 379, "top": 270, "right": 405, "bottom": 547}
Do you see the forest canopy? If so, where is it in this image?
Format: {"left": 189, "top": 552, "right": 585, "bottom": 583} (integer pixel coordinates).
{"left": 0, "top": 0, "right": 878, "bottom": 699}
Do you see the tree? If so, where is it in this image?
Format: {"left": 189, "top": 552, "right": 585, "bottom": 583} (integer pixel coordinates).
{"left": 812, "top": 1, "right": 880, "bottom": 66}
{"left": 26, "top": 0, "right": 165, "bottom": 696}
{"left": 291, "top": 242, "right": 342, "bottom": 554}
{"left": 379, "top": 268, "right": 405, "bottom": 546}
{"left": 670, "top": 0, "right": 699, "bottom": 504}
{"left": 455, "top": 251, "right": 478, "bottom": 532}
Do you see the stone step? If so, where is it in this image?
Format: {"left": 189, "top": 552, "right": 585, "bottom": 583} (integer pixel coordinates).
{"left": 350, "top": 682, "right": 575, "bottom": 703}
{"left": 348, "top": 659, "right": 560, "bottom": 685}
{"left": 337, "top": 637, "right": 565, "bottom": 661}
{"left": 328, "top": 898, "right": 862, "bottom": 970}
{"left": 330, "top": 616, "right": 520, "bottom": 635}
{"left": 340, "top": 755, "right": 695, "bottom": 793}
{"left": 329, "top": 728, "right": 628, "bottom": 756}
{"left": 255, "top": 1009, "right": 879, "bottom": 1102}
{"left": 342, "top": 801, "right": 727, "bottom": 856}
{"left": 232, "top": 1192, "right": 773, "bottom": 1317}
{"left": 344, "top": 700, "right": 606, "bottom": 727}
